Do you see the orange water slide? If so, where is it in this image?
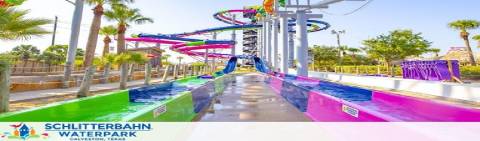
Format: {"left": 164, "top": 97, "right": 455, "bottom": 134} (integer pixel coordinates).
{"left": 263, "top": 0, "right": 274, "bottom": 15}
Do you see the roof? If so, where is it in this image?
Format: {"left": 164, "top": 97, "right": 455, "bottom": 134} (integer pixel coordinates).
{"left": 127, "top": 47, "right": 164, "bottom": 53}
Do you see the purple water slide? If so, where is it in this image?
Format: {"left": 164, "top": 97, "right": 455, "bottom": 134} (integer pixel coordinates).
{"left": 401, "top": 60, "right": 460, "bottom": 81}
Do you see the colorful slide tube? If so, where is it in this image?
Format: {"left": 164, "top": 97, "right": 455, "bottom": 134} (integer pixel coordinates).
{"left": 126, "top": 36, "right": 234, "bottom": 58}
{"left": 0, "top": 74, "right": 234, "bottom": 122}
{"left": 213, "top": 9, "right": 330, "bottom": 33}
{"left": 214, "top": 9, "right": 257, "bottom": 25}
{"left": 253, "top": 57, "right": 269, "bottom": 73}
{"left": 266, "top": 72, "right": 480, "bottom": 122}
{"left": 127, "top": 8, "right": 330, "bottom": 59}
{"left": 222, "top": 57, "right": 238, "bottom": 74}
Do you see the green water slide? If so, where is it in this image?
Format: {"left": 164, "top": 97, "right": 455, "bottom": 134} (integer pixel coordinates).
{"left": 0, "top": 90, "right": 196, "bottom": 122}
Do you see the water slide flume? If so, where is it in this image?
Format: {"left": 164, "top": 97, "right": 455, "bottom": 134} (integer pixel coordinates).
{"left": 0, "top": 74, "right": 233, "bottom": 122}
{"left": 267, "top": 72, "right": 480, "bottom": 121}
{"left": 126, "top": 9, "right": 330, "bottom": 59}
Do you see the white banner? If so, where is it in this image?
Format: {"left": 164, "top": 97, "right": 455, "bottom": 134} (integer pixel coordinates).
{"left": 0, "top": 122, "right": 478, "bottom": 141}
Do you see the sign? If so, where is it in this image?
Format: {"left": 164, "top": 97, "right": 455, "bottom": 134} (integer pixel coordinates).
{"left": 342, "top": 104, "right": 359, "bottom": 118}
{"left": 153, "top": 105, "right": 167, "bottom": 118}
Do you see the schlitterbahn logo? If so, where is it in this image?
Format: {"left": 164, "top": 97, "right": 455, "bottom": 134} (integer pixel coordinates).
{"left": 1, "top": 123, "right": 49, "bottom": 140}
{"left": 45, "top": 123, "right": 152, "bottom": 141}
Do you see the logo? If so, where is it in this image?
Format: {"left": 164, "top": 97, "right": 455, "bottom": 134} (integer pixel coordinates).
{"left": 1, "top": 123, "right": 49, "bottom": 140}
{"left": 45, "top": 123, "right": 152, "bottom": 141}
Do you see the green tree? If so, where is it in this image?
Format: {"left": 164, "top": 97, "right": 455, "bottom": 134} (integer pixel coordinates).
{"left": 473, "top": 35, "right": 480, "bottom": 49}
{"left": 363, "top": 29, "right": 434, "bottom": 75}
{"left": 0, "top": 52, "right": 17, "bottom": 63}
{"left": 83, "top": 0, "right": 133, "bottom": 67}
{"left": 104, "top": 4, "right": 153, "bottom": 89}
{"left": 0, "top": 7, "right": 50, "bottom": 40}
{"left": 448, "top": 20, "right": 480, "bottom": 66}
{"left": 430, "top": 48, "right": 441, "bottom": 58}
{"left": 99, "top": 25, "right": 117, "bottom": 57}
{"left": 39, "top": 51, "right": 63, "bottom": 71}
{"left": 347, "top": 47, "right": 361, "bottom": 58}
{"left": 93, "top": 53, "right": 116, "bottom": 84}
{"left": 112, "top": 52, "right": 149, "bottom": 88}
{"left": 43, "top": 45, "right": 84, "bottom": 64}
{"left": 311, "top": 45, "right": 339, "bottom": 66}
{"left": 11, "top": 44, "right": 40, "bottom": 72}
{"left": 11, "top": 44, "right": 40, "bottom": 61}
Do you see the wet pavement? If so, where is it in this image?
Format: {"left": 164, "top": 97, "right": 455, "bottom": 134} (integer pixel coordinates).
{"left": 197, "top": 73, "right": 310, "bottom": 122}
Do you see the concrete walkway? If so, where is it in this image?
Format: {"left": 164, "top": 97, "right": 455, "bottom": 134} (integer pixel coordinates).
{"left": 10, "top": 77, "right": 173, "bottom": 102}
{"left": 198, "top": 73, "right": 310, "bottom": 122}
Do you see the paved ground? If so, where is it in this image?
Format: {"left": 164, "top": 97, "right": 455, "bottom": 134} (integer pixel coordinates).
{"left": 198, "top": 73, "right": 310, "bottom": 122}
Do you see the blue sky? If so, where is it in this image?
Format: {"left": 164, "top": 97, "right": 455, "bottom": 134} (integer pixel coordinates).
{"left": 1, "top": 0, "right": 480, "bottom": 62}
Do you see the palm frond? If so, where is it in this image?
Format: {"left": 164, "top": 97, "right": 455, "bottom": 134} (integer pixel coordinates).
{"left": 473, "top": 35, "right": 480, "bottom": 41}
{"left": 0, "top": 7, "right": 51, "bottom": 40}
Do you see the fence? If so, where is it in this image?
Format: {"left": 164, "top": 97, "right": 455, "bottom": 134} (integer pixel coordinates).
{"left": 311, "top": 65, "right": 480, "bottom": 80}
{"left": 9, "top": 63, "right": 226, "bottom": 93}
{"left": 10, "top": 60, "right": 84, "bottom": 75}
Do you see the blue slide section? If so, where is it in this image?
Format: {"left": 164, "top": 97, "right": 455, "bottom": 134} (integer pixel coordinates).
{"left": 223, "top": 57, "right": 238, "bottom": 74}
{"left": 253, "top": 57, "right": 269, "bottom": 73}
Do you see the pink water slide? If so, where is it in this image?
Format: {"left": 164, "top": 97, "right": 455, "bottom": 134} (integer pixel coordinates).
{"left": 125, "top": 37, "right": 233, "bottom": 58}
{"left": 267, "top": 73, "right": 480, "bottom": 122}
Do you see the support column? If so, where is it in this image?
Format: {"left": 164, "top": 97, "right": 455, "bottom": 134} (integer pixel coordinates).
{"left": 266, "top": 20, "right": 272, "bottom": 67}
{"left": 63, "top": 0, "right": 84, "bottom": 88}
{"left": 295, "top": 10, "right": 309, "bottom": 76}
{"left": 279, "top": 16, "right": 289, "bottom": 73}
{"left": 156, "top": 43, "right": 162, "bottom": 68}
{"left": 231, "top": 15, "right": 236, "bottom": 56}
{"left": 257, "top": 28, "right": 263, "bottom": 57}
{"left": 288, "top": 32, "right": 295, "bottom": 68}
{"left": 262, "top": 20, "right": 267, "bottom": 61}
{"left": 212, "top": 32, "right": 217, "bottom": 72}
{"left": 135, "top": 42, "right": 139, "bottom": 48}
{"left": 272, "top": 18, "right": 279, "bottom": 71}
{"left": 204, "top": 46, "right": 209, "bottom": 68}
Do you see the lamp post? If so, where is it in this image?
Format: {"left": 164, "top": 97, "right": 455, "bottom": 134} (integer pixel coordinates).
{"left": 332, "top": 29, "right": 346, "bottom": 66}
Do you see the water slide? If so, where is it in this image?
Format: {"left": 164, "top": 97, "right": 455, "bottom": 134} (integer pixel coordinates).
{"left": 126, "top": 8, "right": 330, "bottom": 70}
{"left": 222, "top": 57, "right": 238, "bottom": 74}
{"left": 253, "top": 57, "right": 269, "bottom": 73}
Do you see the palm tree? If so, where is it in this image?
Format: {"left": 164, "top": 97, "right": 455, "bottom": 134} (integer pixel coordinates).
{"left": 11, "top": 45, "right": 40, "bottom": 60}
{"left": 448, "top": 20, "right": 480, "bottom": 66}
{"left": 83, "top": 0, "right": 133, "bottom": 68}
{"left": 104, "top": 4, "right": 153, "bottom": 89}
{"left": 104, "top": 4, "right": 153, "bottom": 54}
{"left": 11, "top": 45, "right": 40, "bottom": 73}
{"left": 99, "top": 25, "right": 117, "bottom": 57}
{"left": 0, "top": 7, "right": 50, "bottom": 40}
{"left": 0, "top": 5, "right": 49, "bottom": 113}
